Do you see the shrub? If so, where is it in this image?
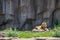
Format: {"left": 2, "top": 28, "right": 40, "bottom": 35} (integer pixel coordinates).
{"left": 54, "top": 31, "right": 60, "bottom": 37}
{"left": 55, "top": 20, "right": 60, "bottom": 27}
{"left": 53, "top": 27, "right": 60, "bottom": 37}
{"left": 4, "top": 28, "right": 18, "bottom": 37}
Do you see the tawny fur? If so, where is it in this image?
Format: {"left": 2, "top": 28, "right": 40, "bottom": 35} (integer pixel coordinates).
{"left": 40, "top": 21, "right": 47, "bottom": 29}
{"left": 32, "top": 21, "right": 49, "bottom": 32}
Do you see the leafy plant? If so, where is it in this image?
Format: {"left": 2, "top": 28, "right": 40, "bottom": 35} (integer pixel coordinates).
{"left": 4, "top": 28, "right": 18, "bottom": 37}
{"left": 53, "top": 27, "right": 60, "bottom": 37}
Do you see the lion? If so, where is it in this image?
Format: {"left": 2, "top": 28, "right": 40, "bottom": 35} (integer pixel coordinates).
{"left": 32, "top": 21, "right": 49, "bottom": 32}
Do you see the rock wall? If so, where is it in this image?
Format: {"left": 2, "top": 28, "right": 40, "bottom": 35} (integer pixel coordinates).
{"left": 0, "top": 0, "right": 60, "bottom": 30}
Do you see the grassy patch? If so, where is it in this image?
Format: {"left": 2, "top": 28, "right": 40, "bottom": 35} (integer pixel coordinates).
{"left": 0, "top": 26, "right": 60, "bottom": 38}
{"left": 19, "top": 31, "right": 55, "bottom": 38}
{"left": 1, "top": 29, "right": 55, "bottom": 38}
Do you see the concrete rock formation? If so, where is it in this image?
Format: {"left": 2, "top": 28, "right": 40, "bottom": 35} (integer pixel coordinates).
{"left": 0, "top": 0, "right": 60, "bottom": 30}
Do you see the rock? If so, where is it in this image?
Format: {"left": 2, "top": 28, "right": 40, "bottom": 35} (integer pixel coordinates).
{"left": 0, "top": 32, "right": 6, "bottom": 37}
{"left": 32, "top": 28, "right": 49, "bottom": 32}
{"left": 44, "top": 28, "right": 49, "bottom": 32}
{"left": 0, "top": 37, "right": 12, "bottom": 40}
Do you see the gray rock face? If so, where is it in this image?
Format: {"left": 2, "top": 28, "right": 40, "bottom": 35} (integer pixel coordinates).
{"left": 0, "top": 0, "right": 60, "bottom": 30}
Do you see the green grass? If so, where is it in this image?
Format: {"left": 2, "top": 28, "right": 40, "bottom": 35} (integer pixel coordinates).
{"left": 1, "top": 28, "right": 55, "bottom": 38}
{"left": 19, "top": 31, "right": 54, "bottom": 38}
{"left": 0, "top": 26, "right": 60, "bottom": 38}
{"left": 3, "top": 31, "right": 55, "bottom": 38}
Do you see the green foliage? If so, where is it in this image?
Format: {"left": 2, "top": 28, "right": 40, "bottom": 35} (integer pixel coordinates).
{"left": 1, "top": 26, "right": 60, "bottom": 38}
{"left": 54, "top": 20, "right": 60, "bottom": 27}
{"left": 3, "top": 30, "right": 55, "bottom": 38}
{"left": 4, "top": 28, "right": 18, "bottom": 37}
{"left": 55, "top": 19, "right": 58, "bottom": 26}
{"left": 53, "top": 27, "right": 60, "bottom": 37}
{"left": 19, "top": 31, "right": 54, "bottom": 38}
{"left": 54, "top": 31, "right": 60, "bottom": 37}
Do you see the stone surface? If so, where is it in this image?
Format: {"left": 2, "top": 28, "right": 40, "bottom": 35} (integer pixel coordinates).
{"left": 0, "top": 0, "right": 60, "bottom": 30}
{"left": 0, "top": 37, "right": 60, "bottom": 40}
{"left": 0, "top": 37, "right": 12, "bottom": 40}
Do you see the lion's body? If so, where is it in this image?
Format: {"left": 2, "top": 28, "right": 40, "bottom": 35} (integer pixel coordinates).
{"left": 32, "top": 21, "right": 49, "bottom": 32}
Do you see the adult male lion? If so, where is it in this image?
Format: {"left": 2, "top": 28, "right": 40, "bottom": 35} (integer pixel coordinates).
{"left": 32, "top": 21, "right": 49, "bottom": 32}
